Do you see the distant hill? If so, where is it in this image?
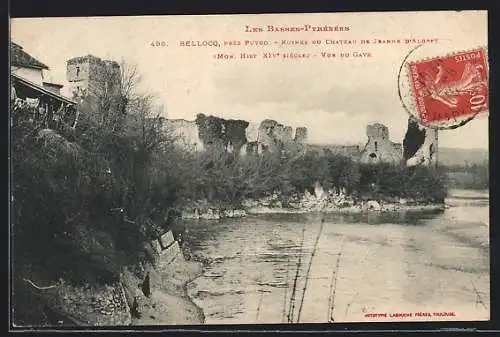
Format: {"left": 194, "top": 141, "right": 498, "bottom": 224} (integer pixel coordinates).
{"left": 437, "top": 147, "right": 488, "bottom": 167}
{"left": 308, "top": 143, "right": 488, "bottom": 167}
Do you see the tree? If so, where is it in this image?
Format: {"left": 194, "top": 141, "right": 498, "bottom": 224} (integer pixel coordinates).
{"left": 403, "top": 117, "right": 426, "bottom": 161}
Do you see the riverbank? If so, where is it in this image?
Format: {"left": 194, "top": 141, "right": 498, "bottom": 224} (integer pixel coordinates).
{"left": 244, "top": 203, "right": 446, "bottom": 215}
{"left": 13, "top": 235, "right": 205, "bottom": 327}
{"left": 126, "top": 258, "right": 205, "bottom": 325}
{"left": 120, "top": 233, "right": 205, "bottom": 326}
{"left": 178, "top": 191, "right": 446, "bottom": 220}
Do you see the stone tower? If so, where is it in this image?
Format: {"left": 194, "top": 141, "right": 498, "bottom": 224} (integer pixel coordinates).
{"left": 359, "top": 123, "right": 403, "bottom": 164}
{"left": 294, "top": 127, "right": 308, "bottom": 143}
{"left": 366, "top": 123, "right": 389, "bottom": 140}
{"left": 66, "top": 55, "right": 121, "bottom": 99}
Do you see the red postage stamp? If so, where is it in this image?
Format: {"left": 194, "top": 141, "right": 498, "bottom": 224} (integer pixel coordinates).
{"left": 407, "top": 48, "right": 489, "bottom": 125}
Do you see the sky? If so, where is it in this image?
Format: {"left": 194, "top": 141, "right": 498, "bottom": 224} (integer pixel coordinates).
{"left": 11, "top": 11, "right": 489, "bottom": 149}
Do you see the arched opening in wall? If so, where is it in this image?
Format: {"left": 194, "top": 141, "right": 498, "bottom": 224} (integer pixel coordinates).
{"left": 374, "top": 141, "right": 378, "bottom": 152}
{"left": 369, "top": 153, "right": 377, "bottom": 159}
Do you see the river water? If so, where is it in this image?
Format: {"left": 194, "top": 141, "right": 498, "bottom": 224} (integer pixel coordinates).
{"left": 176, "top": 189, "right": 490, "bottom": 324}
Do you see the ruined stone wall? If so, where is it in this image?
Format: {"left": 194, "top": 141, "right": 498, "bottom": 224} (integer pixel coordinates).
{"left": 250, "top": 120, "right": 308, "bottom": 154}
{"left": 392, "top": 143, "right": 403, "bottom": 156}
{"left": 164, "top": 115, "right": 428, "bottom": 167}
{"left": 404, "top": 119, "right": 439, "bottom": 167}
{"left": 359, "top": 123, "right": 403, "bottom": 164}
{"left": 272, "top": 123, "right": 293, "bottom": 144}
{"left": 195, "top": 114, "right": 227, "bottom": 150}
{"left": 194, "top": 114, "right": 248, "bottom": 153}
{"left": 356, "top": 120, "right": 438, "bottom": 167}
{"left": 164, "top": 119, "right": 204, "bottom": 152}
{"left": 164, "top": 115, "right": 307, "bottom": 156}
{"left": 245, "top": 122, "right": 260, "bottom": 143}
{"left": 257, "top": 119, "right": 281, "bottom": 153}
{"left": 329, "top": 145, "right": 362, "bottom": 160}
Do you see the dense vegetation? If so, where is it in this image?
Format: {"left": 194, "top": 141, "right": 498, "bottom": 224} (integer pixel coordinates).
{"left": 168, "top": 147, "right": 447, "bottom": 206}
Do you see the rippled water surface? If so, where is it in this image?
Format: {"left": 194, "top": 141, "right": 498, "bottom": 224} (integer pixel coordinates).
{"left": 176, "top": 189, "right": 490, "bottom": 324}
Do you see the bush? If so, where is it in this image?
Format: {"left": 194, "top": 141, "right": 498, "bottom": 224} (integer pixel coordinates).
{"left": 164, "top": 143, "right": 446, "bottom": 207}
{"left": 358, "top": 161, "right": 446, "bottom": 202}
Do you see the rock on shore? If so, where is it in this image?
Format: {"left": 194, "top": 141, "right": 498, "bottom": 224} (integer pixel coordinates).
{"left": 180, "top": 202, "right": 247, "bottom": 220}
{"left": 242, "top": 190, "right": 445, "bottom": 215}
{"left": 179, "top": 190, "right": 445, "bottom": 219}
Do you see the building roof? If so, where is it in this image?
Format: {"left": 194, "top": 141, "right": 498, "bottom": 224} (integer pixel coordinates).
{"left": 12, "top": 73, "right": 76, "bottom": 105}
{"left": 11, "top": 42, "right": 49, "bottom": 70}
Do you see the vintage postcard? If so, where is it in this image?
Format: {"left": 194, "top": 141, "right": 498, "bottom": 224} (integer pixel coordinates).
{"left": 10, "top": 10, "right": 489, "bottom": 328}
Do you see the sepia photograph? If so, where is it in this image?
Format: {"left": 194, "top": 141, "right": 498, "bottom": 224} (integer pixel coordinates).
{"left": 9, "top": 10, "right": 489, "bottom": 328}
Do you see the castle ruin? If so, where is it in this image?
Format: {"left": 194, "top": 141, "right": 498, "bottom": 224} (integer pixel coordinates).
{"left": 164, "top": 115, "right": 308, "bottom": 156}
{"left": 66, "top": 55, "right": 122, "bottom": 99}
{"left": 359, "top": 123, "right": 403, "bottom": 164}
{"left": 162, "top": 115, "right": 438, "bottom": 168}
{"left": 164, "top": 119, "right": 205, "bottom": 152}
{"left": 63, "top": 53, "right": 436, "bottom": 167}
